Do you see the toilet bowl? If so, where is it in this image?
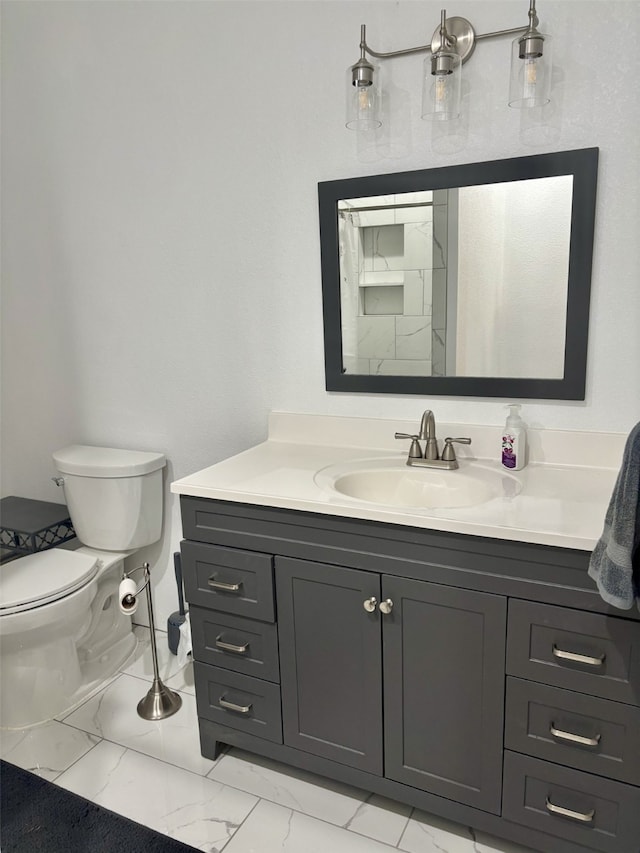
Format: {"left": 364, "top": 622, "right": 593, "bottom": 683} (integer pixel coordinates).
{"left": 0, "top": 445, "right": 166, "bottom": 729}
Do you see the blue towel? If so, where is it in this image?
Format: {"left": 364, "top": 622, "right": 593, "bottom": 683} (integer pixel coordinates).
{"left": 588, "top": 421, "right": 640, "bottom": 610}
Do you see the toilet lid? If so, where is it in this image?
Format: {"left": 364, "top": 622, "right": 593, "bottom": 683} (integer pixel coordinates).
{"left": 0, "top": 549, "right": 99, "bottom": 615}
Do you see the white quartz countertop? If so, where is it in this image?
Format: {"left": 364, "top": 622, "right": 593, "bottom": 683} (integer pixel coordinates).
{"left": 171, "top": 413, "right": 625, "bottom": 552}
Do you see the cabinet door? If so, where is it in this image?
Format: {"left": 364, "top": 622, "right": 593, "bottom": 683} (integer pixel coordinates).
{"left": 276, "top": 556, "right": 383, "bottom": 774}
{"left": 383, "top": 576, "right": 506, "bottom": 814}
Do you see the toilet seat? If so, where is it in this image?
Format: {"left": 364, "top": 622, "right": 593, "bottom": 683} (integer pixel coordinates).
{"left": 0, "top": 550, "right": 99, "bottom": 615}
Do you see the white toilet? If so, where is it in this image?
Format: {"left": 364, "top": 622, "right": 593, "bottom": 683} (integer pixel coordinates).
{"left": 0, "top": 445, "right": 166, "bottom": 729}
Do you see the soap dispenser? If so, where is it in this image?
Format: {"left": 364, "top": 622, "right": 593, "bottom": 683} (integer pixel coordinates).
{"left": 501, "top": 404, "right": 527, "bottom": 470}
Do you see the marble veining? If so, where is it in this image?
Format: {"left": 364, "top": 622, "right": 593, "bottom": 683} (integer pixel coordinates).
{"left": 432, "top": 327, "right": 446, "bottom": 376}
{"left": 62, "top": 672, "right": 216, "bottom": 776}
{"left": 0, "top": 628, "right": 536, "bottom": 853}
{"left": 0, "top": 721, "right": 100, "bottom": 781}
{"left": 371, "top": 358, "right": 432, "bottom": 376}
{"left": 342, "top": 201, "right": 440, "bottom": 376}
{"left": 396, "top": 316, "right": 432, "bottom": 360}
{"left": 432, "top": 220, "right": 447, "bottom": 269}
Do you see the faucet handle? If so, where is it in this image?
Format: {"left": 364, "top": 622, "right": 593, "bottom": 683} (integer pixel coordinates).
{"left": 441, "top": 437, "right": 472, "bottom": 462}
{"left": 395, "top": 432, "right": 423, "bottom": 459}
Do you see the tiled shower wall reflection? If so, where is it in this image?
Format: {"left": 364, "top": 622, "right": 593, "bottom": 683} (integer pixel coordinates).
{"left": 339, "top": 190, "right": 450, "bottom": 377}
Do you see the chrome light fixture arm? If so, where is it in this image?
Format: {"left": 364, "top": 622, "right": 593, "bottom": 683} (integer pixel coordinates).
{"left": 516, "top": 0, "right": 545, "bottom": 60}
{"left": 348, "top": 0, "right": 548, "bottom": 122}
{"left": 351, "top": 25, "right": 376, "bottom": 86}
{"left": 357, "top": 9, "right": 538, "bottom": 65}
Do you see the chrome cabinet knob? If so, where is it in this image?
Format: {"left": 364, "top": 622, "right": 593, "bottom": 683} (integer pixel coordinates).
{"left": 363, "top": 596, "right": 378, "bottom": 612}
{"left": 379, "top": 599, "right": 394, "bottom": 614}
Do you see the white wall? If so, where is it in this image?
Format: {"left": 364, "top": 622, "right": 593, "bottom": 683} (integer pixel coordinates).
{"left": 2, "top": 1, "right": 639, "bottom": 624}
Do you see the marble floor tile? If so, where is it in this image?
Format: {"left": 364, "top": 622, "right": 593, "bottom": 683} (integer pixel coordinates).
{"left": 399, "top": 809, "right": 536, "bottom": 853}
{"left": 208, "top": 748, "right": 368, "bottom": 828}
{"left": 223, "top": 798, "right": 403, "bottom": 853}
{"left": 0, "top": 720, "right": 99, "bottom": 780}
{"left": 165, "top": 659, "right": 195, "bottom": 695}
{"left": 5, "top": 622, "right": 534, "bottom": 853}
{"left": 60, "top": 673, "right": 216, "bottom": 775}
{"left": 343, "top": 793, "right": 412, "bottom": 846}
{"left": 55, "top": 739, "right": 258, "bottom": 852}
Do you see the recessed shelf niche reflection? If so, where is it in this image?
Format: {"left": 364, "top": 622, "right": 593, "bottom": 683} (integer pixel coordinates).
{"left": 339, "top": 190, "right": 448, "bottom": 378}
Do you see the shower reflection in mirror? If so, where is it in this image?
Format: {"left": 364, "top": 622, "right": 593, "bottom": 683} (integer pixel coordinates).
{"left": 337, "top": 174, "right": 572, "bottom": 381}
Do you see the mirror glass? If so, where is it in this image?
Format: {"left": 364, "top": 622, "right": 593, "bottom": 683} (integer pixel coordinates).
{"left": 319, "top": 149, "right": 598, "bottom": 400}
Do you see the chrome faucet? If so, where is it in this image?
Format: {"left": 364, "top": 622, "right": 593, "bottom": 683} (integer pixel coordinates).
{"left": 395, "top": 410, "right": 471, "bottom": 470}
{"left": 419, "top": 410, "right": 439, "bottom": 460}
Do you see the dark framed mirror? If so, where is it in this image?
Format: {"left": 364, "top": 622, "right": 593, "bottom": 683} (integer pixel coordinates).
{"left": 318, "top": 148, "right": 598, "bottom": 400}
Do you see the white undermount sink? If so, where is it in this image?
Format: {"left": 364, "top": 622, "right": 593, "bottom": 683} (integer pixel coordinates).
{"left": 315, "top": 457, "right": 522, "bottom": 509}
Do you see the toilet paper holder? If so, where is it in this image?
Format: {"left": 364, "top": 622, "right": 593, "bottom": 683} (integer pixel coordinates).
{"left": 119, "top": 563, "right": 182, "bottom": 721}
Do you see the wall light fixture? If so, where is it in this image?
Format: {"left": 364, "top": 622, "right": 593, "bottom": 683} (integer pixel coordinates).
{"left": 346, "top": 0, "right": 552, "bottom": 130}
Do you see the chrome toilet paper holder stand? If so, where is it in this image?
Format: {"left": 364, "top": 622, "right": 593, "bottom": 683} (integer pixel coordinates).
{"left": 121, "top": 562, "right": 182, "bottom": 721}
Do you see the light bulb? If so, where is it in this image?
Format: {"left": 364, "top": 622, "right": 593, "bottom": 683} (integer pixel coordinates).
{"left": 508, "top": 32, "right": 552, "bottom": 108}
{"left": 422, "top": 51, "right": 461, "bottom": 121}
{"left": 434, "top": 74, "right": 447, "bottom": 107}
{"left": 358, "top": 83, "right": 371, "bottom": 112}
{"left": 525, "top": 58, "right": 538, "bottom": 84}
{"left": 346, "top": 64, "right": 382, "bottom": 130}
{"left": 523, "top": 57, "right": 538, "bottom": 100}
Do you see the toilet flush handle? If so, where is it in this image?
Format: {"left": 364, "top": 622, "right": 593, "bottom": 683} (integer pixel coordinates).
{"left": 52, "top": 477, "right": 64, "bottom": 487}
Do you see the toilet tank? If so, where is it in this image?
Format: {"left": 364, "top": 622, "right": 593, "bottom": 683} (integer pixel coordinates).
{"left": 53, "top": 445, "right": 166, "bottom": 551}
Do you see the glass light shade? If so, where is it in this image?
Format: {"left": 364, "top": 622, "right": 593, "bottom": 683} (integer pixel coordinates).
{"left": 421, "top": 52, "right": 461, "bottom": 121}
{"left": 508, "top": 33, "right": 552, "bottom": 108}
{"left": 345, "top": 66, "right": 382, "bottom": 131}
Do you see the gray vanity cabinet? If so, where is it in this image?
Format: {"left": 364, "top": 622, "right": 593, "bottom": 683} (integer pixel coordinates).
{"left": 275, "top": 558, "right": 506, "bottom": 809}
{"left": 180, "top": 496, "right": 640, "bottom": 853}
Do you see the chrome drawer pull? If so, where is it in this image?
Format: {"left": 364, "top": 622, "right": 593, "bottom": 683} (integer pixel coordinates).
{"left": 208, "top": 578, "right": 243, "bottom": 593}
{"left": 215, "top": 636, "right": 249, "bottom": 655}
{"left": 552, "top": 645, "right": 605, "bottom": 667}
{"left": 550, "top": 724, "right": 601, "bottom": 748}
{"left": 545, "top": 798, "right": 595, "bottom": 824}
{"left": 218, "top": 696, "right": 252, "bottom": 714}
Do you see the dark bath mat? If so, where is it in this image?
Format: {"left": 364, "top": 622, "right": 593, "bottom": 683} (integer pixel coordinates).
{"left": 0, "top": 759, "right": 199, "bottom": 852}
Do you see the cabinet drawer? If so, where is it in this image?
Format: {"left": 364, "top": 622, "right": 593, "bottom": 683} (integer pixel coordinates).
{"left": 194, "top": 662, "right": 282, "bottom": 744}
{"left": 503, "top": 751, "right": 640, "bottom": 853}
{"left": 190, "top": 606, "right": 279, "bottom": 683}
{"left": 505, "top": 678, "right": 640, "bottom": 786}
{"left": 182, "top": 541, "right": 274, "bottom": 622}
{"left": 507, "top": 600, "right": 640, "bottom": 705}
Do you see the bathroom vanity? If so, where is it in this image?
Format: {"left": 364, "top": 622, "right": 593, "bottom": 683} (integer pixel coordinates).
{"left": 172, "top": 414, "right": 639, "bottom": 853}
